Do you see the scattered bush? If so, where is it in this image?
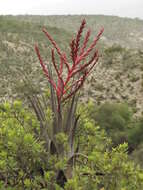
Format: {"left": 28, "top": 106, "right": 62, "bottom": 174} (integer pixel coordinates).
{"left": 93, "top": 102, "right": 132, "bottom": 145}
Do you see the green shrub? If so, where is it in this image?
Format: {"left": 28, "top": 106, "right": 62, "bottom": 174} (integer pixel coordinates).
{"left": 93, "top": 102, "right": 132, "bottom": 145}
{"left": 128, "top": 118, "right": 143, "bottom": 149}
{"left": 0, "top": 101, "right": 142, "bottom": 189}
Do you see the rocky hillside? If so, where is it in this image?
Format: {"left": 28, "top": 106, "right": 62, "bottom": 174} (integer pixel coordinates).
{"left": 0, "top": 15, "right": 143, "bottom": 115}
{"left": 8, "top": 15, "right": 143, "bottom": 49}
{"left": 82, "top": 46, "right": 143, "bottom": 116}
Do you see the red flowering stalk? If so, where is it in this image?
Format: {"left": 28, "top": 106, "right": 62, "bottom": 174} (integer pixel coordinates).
{"left": 35, "top": 19, "right": 103, "bottom": 112}
{"left": 70, "top": 39, "right": 76, "bottom": 63}
{"left": 74, "top": 19, "right": 86, "bottom": 59}
{"left": 79, "top": 29, "right": 91, "bottom": 56}
{"left": 29, "top": 21, "right": 104, "bottom": 184}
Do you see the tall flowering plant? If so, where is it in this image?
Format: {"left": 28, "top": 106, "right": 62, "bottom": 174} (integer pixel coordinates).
{"left": 35, "top": 19, "right": 103, "bottom": 110}
{"left": 32, "top": 19, "right": 103, "bottom": 184}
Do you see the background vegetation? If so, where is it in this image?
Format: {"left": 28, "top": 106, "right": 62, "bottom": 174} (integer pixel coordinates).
{"left": 0, "top": 15, "right": 143, "bottom": 189}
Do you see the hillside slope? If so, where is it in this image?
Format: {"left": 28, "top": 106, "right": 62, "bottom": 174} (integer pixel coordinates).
{"left": 0, "top": 15, "right": 143, "bottom": 115}
{"left": 8, "top": 15, "right": 143, "bottom": 49}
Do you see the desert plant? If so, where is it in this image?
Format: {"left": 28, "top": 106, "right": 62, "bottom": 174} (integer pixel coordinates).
{"left": 30, "top": 19, "right": 103, "bottom": 185}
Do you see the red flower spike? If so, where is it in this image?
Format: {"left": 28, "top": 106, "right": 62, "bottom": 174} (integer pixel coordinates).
{"left": 43, "top": 27, "right": 70, "bottom": 72}
{"left": 35, "top": 45, "right": 57, "bottom": 92}
{"left": 75, "top": 28, "right": 104, "bottom": 65}
{"left": 70, "top": 39, "right": 76, "bottom": 63}
{"left": 80, "top": 29, "right": 91, "bottom": 56}
{"left": 42, "top": 28, "right": 63, "bottom": 57}
{"left": 35, "top": 20, "right": 104, "bottom": 111}
{"left": 74, "top": 19, "right": 86, "bottom": 59}
{"left": 51, "top": 49, "right": 64, "bottom": 87}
